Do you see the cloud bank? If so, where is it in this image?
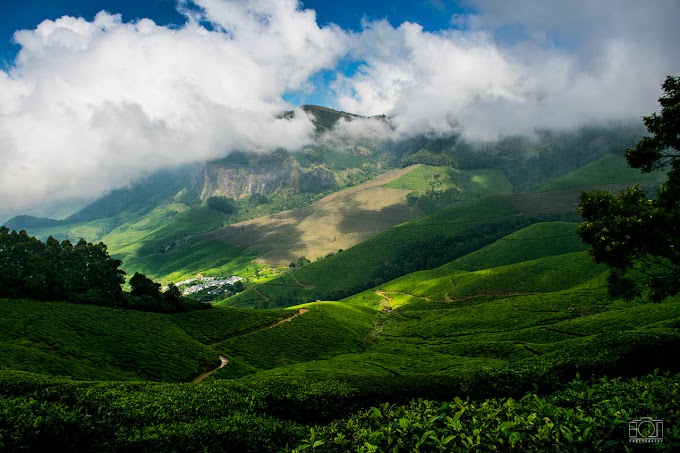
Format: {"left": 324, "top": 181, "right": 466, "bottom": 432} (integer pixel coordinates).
{"left": 0, "top": 0, "right": 678, "bottom": 212}
{"left": 0, "top": 0, "right": 344, "bottom": 212}
{"left": 334, "top": 0, "right": 679, "bottom": 138}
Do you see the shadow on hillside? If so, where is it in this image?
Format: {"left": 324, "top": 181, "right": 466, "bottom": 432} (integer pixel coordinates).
{"left": 203, "top": 197, "right": 420, "bottom": 265}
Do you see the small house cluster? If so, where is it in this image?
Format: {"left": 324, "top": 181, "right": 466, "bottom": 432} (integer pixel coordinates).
{"left": 164, "top": 275, "right": 244, "bottom": 296}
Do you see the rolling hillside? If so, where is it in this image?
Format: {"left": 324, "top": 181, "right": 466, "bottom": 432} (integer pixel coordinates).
{"left": 533, "top": 153, "right": 665, "bottom": 192}
{"left": 203, "top": 166, "right": 424, "bottom": 265}
{"left": 0, "top": 299, "right": 286, "bottom": 381}
{"left": 224, "top": 196, "right": 530, "bottom": 308}
{"left": 3, "top": 191, "right": 679, "bottom": 451}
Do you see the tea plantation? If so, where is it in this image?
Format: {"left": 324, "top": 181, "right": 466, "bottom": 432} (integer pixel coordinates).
{"left": 2, "top": 202, "right": 679, "bottom": 451}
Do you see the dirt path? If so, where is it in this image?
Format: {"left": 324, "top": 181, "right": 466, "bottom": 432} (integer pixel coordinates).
{"left": 291, "top": 271, "right": 314, "bottom": 289}
{"left": 375, "top": 290, "right": 393, "bottom": 309}
{"left": 267, "top": 308, "right": 309, "bottom": 328}
{"left": 375, "top": 289, "right": 454, "bottom": 307}
{"left": 192, "top": 308, "right": 309, "bottom": 383}
{"left": 254, "top": 287, "right": 270, "bottom": 300}
{"left": 192, "top": 355, "right": 229, "bottom": 383}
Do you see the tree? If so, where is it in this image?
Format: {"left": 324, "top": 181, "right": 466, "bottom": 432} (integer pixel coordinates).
{"left": 207, "top": 196, "right": 237, "bottom": 215}
{"left": 129, "top": 272, "right": 161, "bottom": 300}
{"left": 578, "top": 76, "right": 680, "bottom": 301}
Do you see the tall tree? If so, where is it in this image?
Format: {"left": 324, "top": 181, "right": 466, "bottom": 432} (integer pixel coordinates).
{"left": 578, "top": 76, "right": 680, "bottom": 301}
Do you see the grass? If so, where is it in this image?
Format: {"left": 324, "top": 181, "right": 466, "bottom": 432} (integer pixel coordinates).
{"left": 204, "top": 166, "right": 424, "bottom": 266}
{"left": 3, "top": 150, "right": 680, "bottom": 450}
{"left": 383, "top": 165, "right": 512, "bottom": 199}
{"left": 170, "top": 307, "right": 288, "bottom": 344}
{"left": 211, "top": 302, "right": 375, "bottom": 379}
{"left": 437, "top": 251, "right": 604, "bottom": 300}
{"left": 227, "top": 196, "right": 526, "bottom": 308}
{"left": 229, "top": 235, "right": 675, "bottom": 381}
{"left": 0, "top": 298, "right": 219, "bottom": 381}
{"left": 0, "top": 299, "right": 293, "bottom": 382}
{"left": 447, "top": 221, "right": 587, "bottom": 271}
{"left": 533, "top": 154, "right": 665, "bottom": 192}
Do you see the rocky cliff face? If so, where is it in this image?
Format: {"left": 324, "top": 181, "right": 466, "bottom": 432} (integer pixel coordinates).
{"left": 200, "top": 153, "right": 337, "bottom": 200}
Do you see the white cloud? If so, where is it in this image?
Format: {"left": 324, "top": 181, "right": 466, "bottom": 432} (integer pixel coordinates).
{"left": 1, "top": 0, "right": 678, "bottom": 214}
{"left": 0, "top": 2, "right": 347, "bottom": 211}
{"left": 333, "top": 0, "right": 679, "bottom": 139}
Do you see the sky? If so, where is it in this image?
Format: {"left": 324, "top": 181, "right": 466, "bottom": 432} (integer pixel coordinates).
{"left": 0, "top": 0, "right": 678, "bottom": 217}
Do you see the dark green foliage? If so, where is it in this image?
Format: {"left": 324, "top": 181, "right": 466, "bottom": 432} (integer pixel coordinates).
{"left": 249, "top": 193, "right": 269, "bottom": 205}
{"left": 0, "top": 368, "right": 678, "bottom": 452}
{"left": 229, "top": 197, "right": 531, "bottom": 307}
{"left": 579, "top": 76, "right": 680, "bottom": 301}
{"left": 0, "top": 298, "right": 219, "bottom": 381}
{"left": 294, "top": 372, "right": 680, "bottom": 452}
{"left": 126, "top": 272, "right": 205, "bottom": 313}
{"left": 129, "top": 271, "right": 161, "bottom": 298}
{"left": 0, "top": 228, "right": 125, "bottom": 305}
{"left": 297, "top": 256, "right": 311, "bottom": 267}
{"left": 206, "top": 196, "right": 237, "bottom": 214}
{"left": 0, "top": 228, "right": 205, "bottom": 313}
{"left": 2, "top": 215, "right": 61, "bottom": 230}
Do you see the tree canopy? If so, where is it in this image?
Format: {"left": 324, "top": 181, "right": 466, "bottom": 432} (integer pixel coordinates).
{"left": 578, "top": 76, "right": 680, "bottom": 301}
{"left": 0, "top": 227, "right": 125, "bottom": 304}
{"left": 0, "top": 227, "right": 208, "bottom": 313}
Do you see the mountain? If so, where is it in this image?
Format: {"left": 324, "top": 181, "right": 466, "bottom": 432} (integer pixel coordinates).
{"left": 2, "top": 108, "right": 650, "bottom": 290}
{"left": 2, "top": 120, "right": 679, "bottom": 451}
{"left": 283, "top": 104, "right": 365, "bottom": 133}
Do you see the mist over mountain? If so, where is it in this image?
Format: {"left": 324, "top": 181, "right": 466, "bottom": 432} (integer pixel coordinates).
{"left": 0, "top": 0, "right": 677, "bottom": 214}
{"left": 3, "top": 108, "right": 644, "bottom": 234}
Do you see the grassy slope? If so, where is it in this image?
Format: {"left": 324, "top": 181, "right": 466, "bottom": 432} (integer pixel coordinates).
{"left": 229, "top": 152, "right": 653, "bottom": 309}
{"left": 446, "top": 221, "right": 587, "bottom": 271}
{"left": 3, "top": 214, "right": 680, "bottom": 406}
{"left": 0, "top": 299, "right": 284, "bottom": 382}
{"left": 383, "top": 165, "right": 512, "bottom": 199}
{"left": 203, "top": 166, "right": 424, "bottom": 266}
{"left": 210, "top": 302, "right": 375, "bottom": 379}
{"left": 533, "top": 153, "right": 665, "bottom": 192}
{"left": 238, "top": 221, "right": 679, "bottom": 380}
{"left": 246, "top": 264, "right": 679, "bottom": 381}
{"left": 225, "top": 196, "right": 523, "bottom": 308}
{"left": 21, "top": 201, "right": 248, "bottom": 283}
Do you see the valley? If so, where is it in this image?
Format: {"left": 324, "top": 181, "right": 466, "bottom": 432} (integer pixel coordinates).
{"left": 1, "top": 114, "right": 678, "bottom": 451}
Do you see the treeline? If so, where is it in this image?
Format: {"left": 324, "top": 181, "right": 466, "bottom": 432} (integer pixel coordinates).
{"left": 0, "top": 227, "right": 206, "bottom": 313}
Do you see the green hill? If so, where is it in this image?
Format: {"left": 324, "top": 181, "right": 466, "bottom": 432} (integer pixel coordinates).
{"left": 224, "top": 196, "right": 533, "bottom": 307}
{"left": 533, "top": 153, "right": 665, "bottom": 192}
{"left": 444, "top": 221, "right": 586, "bottom": 271}
{"left": 0, "top": 299, "right": 286, "bottom": 381}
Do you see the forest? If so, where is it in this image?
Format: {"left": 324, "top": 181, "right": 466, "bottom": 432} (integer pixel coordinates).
{"left": 0, "top": 227, "right": 206, "bottom": 313}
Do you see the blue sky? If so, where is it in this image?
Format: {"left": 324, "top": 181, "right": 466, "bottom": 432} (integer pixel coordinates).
{"left": 0, "top": 0, "right": 468, "bottom": 65}
{"left": 0, "top": 0, "right": 678, "bottom": 215}
{"left": 0, "top": 1, "right": 471, "bottom": 106}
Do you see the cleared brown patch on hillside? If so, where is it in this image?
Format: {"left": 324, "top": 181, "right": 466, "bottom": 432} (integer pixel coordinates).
{"left": 204, "top": 166, "right": 424, "bottom": 265}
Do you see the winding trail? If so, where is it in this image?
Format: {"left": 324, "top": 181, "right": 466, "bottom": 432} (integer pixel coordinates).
{"left": 375, "top": 290, "right": 393, "bottom": 309}
{"left": 267, "top": 308, "right": 309, "bottom": 328}
{"left": 291, "top": 271, "right": 314, "bottom": 289}
{"left": 254, "top": 287, "right": 270, "bottom": 300}
{"left": 192, "top": 355, "right": 229, "bottom": 383}
{"left": 191, "top": 308, "right": 309, "bottom": 383}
